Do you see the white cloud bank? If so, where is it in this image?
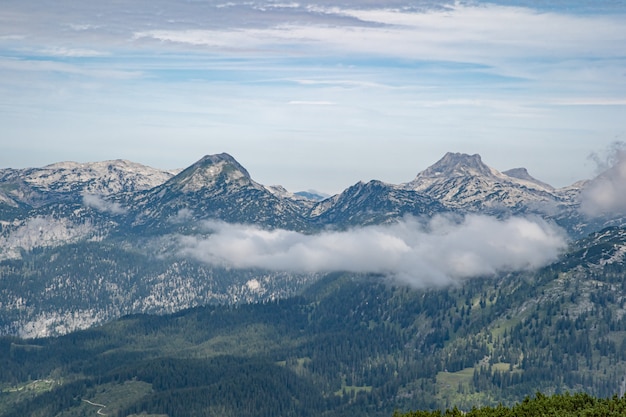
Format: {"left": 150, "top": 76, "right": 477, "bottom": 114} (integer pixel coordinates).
{"left": 177, "top": 215, "right": 567, "bottom": 287}
{"left": 580, "top": 145, "right": 626, "bottom": 217}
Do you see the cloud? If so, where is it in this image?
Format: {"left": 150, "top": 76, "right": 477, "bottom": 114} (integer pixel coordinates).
{"left": 550, "top": 98, "right": 626, "bottom": 106}
{"left": 82, "top": 194, "right": 127, "bottom": 215}
{"left": 177, "top": 215, "right": 567, "bottom": 287}
{"left": 580, "top": 142, "right": 626, "bottom": 217}
{"left": 39, "top": 47, "right": 108, "bottom": 57}
{"left": 169, "top": 208, "right": 194, "bottom": 224}
{"left": 288, "top": 100, "right": 334, "bottom": 105}
{"left": 131, "top": 4, "right": 626, "bottom": 66}
{"left": 0, "top": 57, "right": 142, "bottom": 80}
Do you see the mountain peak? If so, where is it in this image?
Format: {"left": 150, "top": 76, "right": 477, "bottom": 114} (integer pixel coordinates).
{"left": 196, "top": 152, "right": 244, "bottom": 167}
{"left": 167, "top": 153, "right": 252, "bottom": 192}
{"left": 420, "top": 152, "right": 494, "bottom": 178}
{"left": 503, "top": 167, "right": 554, "bottom": 190}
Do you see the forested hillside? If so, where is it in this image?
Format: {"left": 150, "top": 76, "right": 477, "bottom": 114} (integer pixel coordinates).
{"left": 2, "top": 228, "right": 626, "bottom": 416}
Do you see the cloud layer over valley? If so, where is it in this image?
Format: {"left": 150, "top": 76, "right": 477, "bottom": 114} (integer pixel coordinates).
{"left": 177, "top": 214, "right": 567, "bottom": 287}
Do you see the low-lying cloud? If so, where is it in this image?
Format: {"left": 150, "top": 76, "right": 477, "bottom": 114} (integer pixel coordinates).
{"left": 580, "top": 143, "right": 626, "bottom": 217}
{"left": 177, "top": 215, "right": 567, "bottom": 287}
{"left": 82, "top": 194, "right": 127, "bottom": 215}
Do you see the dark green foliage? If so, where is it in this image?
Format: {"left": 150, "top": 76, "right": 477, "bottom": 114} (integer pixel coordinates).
{"left": 395, "top": 392, "right": 626, "bottom": 417}
{"left": 3, "top": 229, "right": 626, "bottom": 416}
{"left": 111, "top": 357, "right": 330, "bottom": 417}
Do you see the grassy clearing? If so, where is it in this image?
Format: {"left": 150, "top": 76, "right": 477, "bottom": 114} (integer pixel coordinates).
{"left": 1, "top": 379, "right": 57, "bottom": 394}
{"left": 334, "top": 385, "right": 372, "bottom": 397}
{"left": 0, "top": 379, "right": 59, "bottom": 415}
{"left": 436, "top": 367, "right": 474, "bottom": 391}
{"left": 436, "top": 367, "right": 499, "bottom": 409}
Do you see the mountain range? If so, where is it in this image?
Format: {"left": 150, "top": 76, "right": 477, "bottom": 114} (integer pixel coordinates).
{"left": 0, "top": 151, "right": 623, "bottom": 337}
{"left": 0, "top": 151, "right": 597, "bottom": 232}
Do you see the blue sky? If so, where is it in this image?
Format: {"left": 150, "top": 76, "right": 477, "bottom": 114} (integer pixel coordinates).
{"left": 1, "top": 0, "right": 625, "bottom": 194}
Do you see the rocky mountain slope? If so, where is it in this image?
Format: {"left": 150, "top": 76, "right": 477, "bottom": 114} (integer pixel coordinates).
{"left": 0, "top": 151, "right": 622, "bottom": 337}
{"left": 404, "top": 152, "right": 577, "bottom": 215}
{"left": 0, "top": 159, "right": 175, "bottom": 208}
{"left": 126, "top": 153, "right": 312, "bottom": 232}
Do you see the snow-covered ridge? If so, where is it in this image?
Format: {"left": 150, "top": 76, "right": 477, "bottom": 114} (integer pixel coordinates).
{"left": 408, "top": 152, "right": 556, "bottom": 193}
{"left": 33, "top": 159, "right": 174, "bottom": 193}
{"left": 0, "top": 159, "right": 176, "bottom": 208}
{"left": 403, "top": 152, "right": 578, "bottom": 212}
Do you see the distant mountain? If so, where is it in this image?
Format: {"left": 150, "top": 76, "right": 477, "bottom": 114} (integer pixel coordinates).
{"left": 0, "top": 160, "right": 174, "bottom": 209}
{"left": 127, "top": 153, "right": 312, "bottom": 232}
{"left": 309, "top": 180, "right": 445, "bottom": 227}
{"left": 502, "top": 167, "right": 554, "bottom": 190}
{"left": 404, "top": 152, "right": 574, "bottom": 215}
{"left": 294, "top": 190, "right": 329, "bottom": 201}
{"left": 266, "top": 185, "right": 317, "bottom": 204}
{"left": 0, "top": 151, "right": 620, "bottom": 338}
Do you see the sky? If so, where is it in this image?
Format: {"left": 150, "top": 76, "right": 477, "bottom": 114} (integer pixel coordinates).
{"left": 1, "top": 0, "right": 625, "bottom": 194}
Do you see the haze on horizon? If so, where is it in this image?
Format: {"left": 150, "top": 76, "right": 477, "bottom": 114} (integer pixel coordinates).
{"left": 1, "top": 0, "right": 625, "bottom": 194}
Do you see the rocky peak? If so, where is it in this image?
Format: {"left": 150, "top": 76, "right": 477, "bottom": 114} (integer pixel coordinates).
{"left": 167, "top": 153, "right": 253, "bottom": 193}
{"left": 417, "top": 152, "right": 495, "bottom": 179}
{"left": 503, "top": 167, "right": 554, "bottom": 190}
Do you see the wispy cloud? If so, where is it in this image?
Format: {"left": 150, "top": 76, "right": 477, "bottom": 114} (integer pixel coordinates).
{"left": 0, "top": 56, "right": 142, "bottom": 80}
{"left": 177, "top": 215, "right": 567, "bottom": 287}
{"left": 131, "top": 4, "right": 626, "bottom": 66}
{"left": 39, "top": 47, "right": 108, "bottom": 58}
{"left": 580, "top": 142, "right": 626, "bottom": 217}
{"left": 288, "top": 100, "right": 334, "bottom": 105}
{"left": 66, "top": 23, "right": 102, "bottom": 31}
{"left": 169, "top": 208, "right": 194, "bottom": 224}
{"left": 1, "top": 1, "right": 624, "bottom": 191}
{"left": 83, "top": 194, "right": 127, "bottom": 215}
{"left": 550, "top": 98, "right": 626, "bottom": 106}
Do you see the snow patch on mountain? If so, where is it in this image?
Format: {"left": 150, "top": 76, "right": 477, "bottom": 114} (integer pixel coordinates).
{"left": 17, "top": 309, "right": 105, "bottom": 339}
{"left": 0, "top": 216, "right": 95, "bottom": 260}
{"left": 0, "top": 189, "right": 19, "bottom": 207}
